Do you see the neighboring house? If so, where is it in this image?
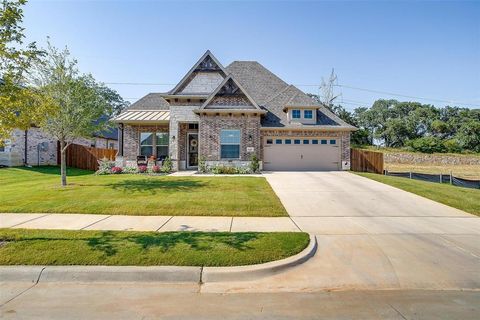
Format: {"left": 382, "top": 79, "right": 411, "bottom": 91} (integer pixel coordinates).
{"left": 113, "top": 50, "right": 356, "bottom": 171}
{"left": 0, "top": 127, "right": 118, "bottom": 167}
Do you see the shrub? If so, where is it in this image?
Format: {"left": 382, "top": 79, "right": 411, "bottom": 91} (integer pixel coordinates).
{"left": 122, "top": 166, "right": 137, "bottom": 174}
{"left": 96, "top": 157, "right": 115, "bottom": 175}
{"left": 443, "top": 139, "right": 462, "bottom": 153}
{"left": 151, "top": 165, "right": 161, "bottom": 173}
{"left": 250, "top": 154, "right": 260, "bottom": 173}
{"left": 161, "top": 157, "right": 173, "bottom": 173}
{"left": 198, "top": 156, "right": 207, "bottom": 173}
{"left": 406, "top": 136, "right": 446, "bottom": 153}
{"left": 137, "top": 165, "right": 148, "bottom": 173}
{"left": 210, "top": 165, "right": 251, "bottom": 174}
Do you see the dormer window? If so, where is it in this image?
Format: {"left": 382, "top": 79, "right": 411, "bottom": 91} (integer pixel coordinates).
{"left": 286, "top": 107, "right": 317, "bottom": 124}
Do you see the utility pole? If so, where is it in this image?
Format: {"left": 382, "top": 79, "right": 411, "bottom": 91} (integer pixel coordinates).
{"left": 319, "top": 68, "right": 341, "bottom": 109}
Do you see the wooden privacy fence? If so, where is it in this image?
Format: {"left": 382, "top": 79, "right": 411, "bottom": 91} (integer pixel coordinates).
{"left": 350, "top": 149, "right": 384, "bottom": 174}
{"left": 57, "top": 143, "right": 117, "bottom": 171}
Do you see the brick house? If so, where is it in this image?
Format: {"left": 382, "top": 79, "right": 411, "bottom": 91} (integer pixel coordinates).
{"left": 113, "top": 51, "right": 356, "bottom": 171}
{"left": 0, "top": 128, "right": 118, "bottom": 167}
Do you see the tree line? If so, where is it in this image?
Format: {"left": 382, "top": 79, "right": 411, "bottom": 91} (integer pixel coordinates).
{"left": 309, "top": 95, "right": 480, "bottom": 154}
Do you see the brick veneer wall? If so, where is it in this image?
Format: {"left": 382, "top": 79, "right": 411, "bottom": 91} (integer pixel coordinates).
{"left": 260, "top": 129, "right": 351, "bottom": 165}
{"left": 199, "top": 114, "right": 261, "bottom": 164}
{"left": 123, "top": 124, "right": 169, "bottom": 161}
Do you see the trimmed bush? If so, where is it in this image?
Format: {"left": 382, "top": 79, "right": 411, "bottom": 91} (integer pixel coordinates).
{"left": 151, "top": 165, "right": 161, "bottom": 173}
{"left": 137, "top": 165, "right": 148, "bottom": 173}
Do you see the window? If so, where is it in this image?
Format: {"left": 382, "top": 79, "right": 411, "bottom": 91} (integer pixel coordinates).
{"left": 0, "top": 145, "right": 4, "bottom": 152}
{"left": 330, "top": 139, "right": 336, "bottom": 145}
{"left": 188, "top": 123, "right": 198, "bottom": 130}
{"left": 156, "top": 133, "right": 169, "bottom": 158}
{"left": 294, "top": 139, "right": 301, "bottom": 144}
{"left": 292, "top": 110, "right": 301, "bottom": 119}
{"left": 304, "top": 110, "right": 313, "bottom": 119}
{"left": 312, "top": 139, "right": 318, "bottom": 144}
{"left": 220, "top": 129, "right": 240, "bottom": 159}
{"left": 303, "top": 139, "right": 309, "bottom": 144}
{"left": 140, "top": 132, "right": 154, "bottom": 157}
{"left": 285, "top": 139, "right": 292, "bottom": 144}
{"left": 275, "top": 139, "right": 282, "bottom": 144}
{"left": 140, "top": 132, "right": 169, "bottom": 158}
{"left": 321, "top": 140, "right": 327, "bottom": 144}
{"left": 266, "top": 139, "right": 273, "bottom": 145}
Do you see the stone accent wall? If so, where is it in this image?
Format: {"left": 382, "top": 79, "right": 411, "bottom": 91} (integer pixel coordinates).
{"left": 179, "top": 72, "right": 224, "bottom": 94}
{"left": 384, "top": 152, "right": 480, "bottom": 165}
{"left": 123, "top": 124, "right": 169, "bottom": 161}
{"left": 199, "top": 114, "right": 261, "bottom": 164}
{"left": 260, "top": 129, "right": 351, "bottom": 169}
{"left": 169, "top": 105, "right": 200, "bottom": 171}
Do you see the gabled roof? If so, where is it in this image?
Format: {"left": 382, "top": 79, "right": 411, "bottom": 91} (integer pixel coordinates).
{"left": 169, "top": 50, "right": 227, "bottom": 95}
{"left": 199, "top": 75, "right": 263, "bottom": 111}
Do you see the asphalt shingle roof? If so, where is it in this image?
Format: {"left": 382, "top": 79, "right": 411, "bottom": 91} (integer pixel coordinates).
{"left": 226, "top": 61, "right": 355, "bottom": 129}
{"left": 127, "top": 93, "right": 170, "bottom": 110}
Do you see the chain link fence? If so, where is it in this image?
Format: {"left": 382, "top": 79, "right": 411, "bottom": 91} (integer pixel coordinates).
{"left": 384, "top": 170, "right": 480, "bottom": 189}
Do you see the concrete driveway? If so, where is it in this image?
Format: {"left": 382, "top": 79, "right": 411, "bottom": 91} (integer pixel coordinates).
{"left": 204, "top": 171, "right": 480, "bottom": 293}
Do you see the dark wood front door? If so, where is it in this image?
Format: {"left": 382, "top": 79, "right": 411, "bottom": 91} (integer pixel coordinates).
{"left": 187, "top": 133, "right": 198, "bottom": 168}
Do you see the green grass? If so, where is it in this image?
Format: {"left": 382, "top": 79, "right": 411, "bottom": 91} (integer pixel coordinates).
{"left": 0, "top": 166, "right": 287, "bottom": 217}
{"left": 355, "top": 172, "right": 480, "bottom": 216}
{"left": 0, "top": 229, "right": 309, "bottom": 266}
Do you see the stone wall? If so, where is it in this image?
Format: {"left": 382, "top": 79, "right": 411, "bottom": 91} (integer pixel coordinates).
{"left": 179, "top": 72, "right": 224, "bottom": 94}
{"left": 384, "top": 152, "right": 480, "bottom": 165}
{"left": 199, "top": 114, "right": 261, "bottom": 164}
{"left": 169, "top": 105, "right": 200, "bottom": 171}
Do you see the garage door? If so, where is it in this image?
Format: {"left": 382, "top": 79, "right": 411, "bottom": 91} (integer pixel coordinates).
{"left": 263, "top": 137, "right": 341, "bottom": 171}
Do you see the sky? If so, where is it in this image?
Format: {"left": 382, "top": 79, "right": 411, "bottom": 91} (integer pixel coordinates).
{"left": 22, "top": 0, "right": 480, "bottom": 110}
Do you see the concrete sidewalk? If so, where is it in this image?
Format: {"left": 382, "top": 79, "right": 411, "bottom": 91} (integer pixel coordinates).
{"left": 0, "top": 213, "right": 301, "bottom": 232}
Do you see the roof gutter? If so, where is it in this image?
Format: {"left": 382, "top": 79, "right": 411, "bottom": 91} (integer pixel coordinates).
{"left": 260, "top": 126, "right": 357, "bottom": 132}
{"left": 193, "top": 109, "right": 267, "bottom": 115}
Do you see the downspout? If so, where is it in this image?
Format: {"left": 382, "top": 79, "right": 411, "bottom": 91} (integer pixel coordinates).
{"left": 119, "top": 123, "right": 124, "bottom": 156}
{"left": 24, "top": 129, "right": 28, "bottom": 166}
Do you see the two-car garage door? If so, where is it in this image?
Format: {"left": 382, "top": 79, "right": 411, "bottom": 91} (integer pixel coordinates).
{"left": 263, "top": 137, "right": 341, "bottom": 171}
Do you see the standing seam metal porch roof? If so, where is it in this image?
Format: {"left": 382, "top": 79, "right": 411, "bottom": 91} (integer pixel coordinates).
{"left": 113, "top": 110, "right": 170, "bottom": 122}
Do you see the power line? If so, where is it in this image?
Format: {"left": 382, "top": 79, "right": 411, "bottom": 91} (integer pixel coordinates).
{"left": 334, "top": 84, "right": 479, "bottom": 107}
{"left": 106, "top": 81, "right": 479, "bottom": 107}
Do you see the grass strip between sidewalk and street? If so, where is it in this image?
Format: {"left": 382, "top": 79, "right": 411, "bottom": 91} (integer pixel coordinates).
{"left": 0, "top": 229, "right": 309, "bottom": 266}
{"left": 355, "top": 172, "right": 480, "bottom": 216}
{"left": 0, "top": 166, "right": 287, "bottom": 217}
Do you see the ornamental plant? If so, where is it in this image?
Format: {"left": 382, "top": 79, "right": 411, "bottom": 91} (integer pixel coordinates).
{"left": 152, "top": 165, "right": 161, "bottom": 173}
{"left": 111, "top": 166, "right": 122, "bottom": 174}
{"left": 137, "top": 165, "right": 148, "bottom": 173}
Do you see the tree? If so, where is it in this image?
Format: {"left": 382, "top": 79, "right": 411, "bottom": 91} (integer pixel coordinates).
{"left": 31, "top": 43, "right": 127, "bottom": 186}
{"left": 0, "top": 0, "right": 46, "bottom": 143}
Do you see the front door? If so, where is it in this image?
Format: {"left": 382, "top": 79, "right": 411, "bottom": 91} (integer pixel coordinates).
{"left": 187, "top": 133, "right": 198, "bottom": 169}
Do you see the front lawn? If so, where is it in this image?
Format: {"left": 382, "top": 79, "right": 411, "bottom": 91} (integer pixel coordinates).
{"left": 0, "top": 166, "right": 287, "bottom": 217}
{"left": 355, "top": 172, "right": 480, "bottom": 216}
{"left": 0, "top": 229, "right": 309, "bottom": 266}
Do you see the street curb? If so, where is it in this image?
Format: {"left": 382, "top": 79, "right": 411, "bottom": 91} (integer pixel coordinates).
{"left": 203, "top": 234, "right": 317, "bottom": 282}
{"left": 0, "top": 234, "right": 316, "bottom": 283}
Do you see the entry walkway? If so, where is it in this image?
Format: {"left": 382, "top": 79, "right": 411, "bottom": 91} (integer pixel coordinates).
{"left": 0, "top": 214, "right": 300, "bottom": 232}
